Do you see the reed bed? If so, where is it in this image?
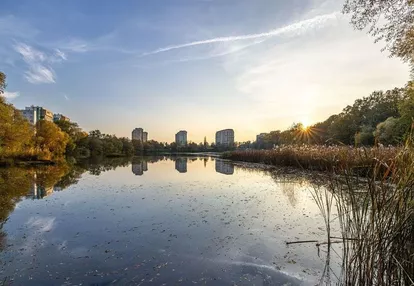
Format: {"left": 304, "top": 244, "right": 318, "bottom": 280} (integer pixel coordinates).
{"left": 310, "top": 140, "right": 414, "bottom": 285}
{"left": 223, "top": 145, "right": 400, "bottom": 176}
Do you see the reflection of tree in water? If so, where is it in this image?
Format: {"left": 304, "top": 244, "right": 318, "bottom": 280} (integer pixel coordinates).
{"left": 268, "top": 173, "right": 309, "bottom": 208}
{"left": 0, "top": 164, "right": 86, "bottom": 251}
{"left": 0, "top": 168, "right": 33, "bottom": 252}
{"left": 76, "top": 156, "right": 131, "bottom": 175}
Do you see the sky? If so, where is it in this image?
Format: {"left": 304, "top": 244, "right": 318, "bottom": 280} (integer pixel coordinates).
{"left": 0, "top": 0, "right": 410, "bottom": 143}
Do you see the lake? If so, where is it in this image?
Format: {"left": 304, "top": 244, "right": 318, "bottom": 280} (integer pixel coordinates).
{"left": 0, "top": 156, "right": 341, "bottom": 285}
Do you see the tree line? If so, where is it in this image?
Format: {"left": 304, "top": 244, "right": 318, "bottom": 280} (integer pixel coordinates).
{"left": 247, "top": 82, "right": 414, "bottom": 149}
{"left": 1, "top": 73, "right": 234, "bottom": 162}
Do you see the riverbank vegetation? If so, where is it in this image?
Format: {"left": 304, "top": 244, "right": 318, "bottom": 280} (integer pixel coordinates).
{"left": 223, "top": 145, "right": 401, "bottom": 176}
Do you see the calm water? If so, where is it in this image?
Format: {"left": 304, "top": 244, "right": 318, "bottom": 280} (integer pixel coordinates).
{"left": 0, "top": 156, "right": 341, "bottom": 285}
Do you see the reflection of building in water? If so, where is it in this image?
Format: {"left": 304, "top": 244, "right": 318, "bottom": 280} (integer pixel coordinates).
{"left": 31, "top": 183, "right": 54, "bottom": 199}
{"left": 215, "top": 160, "right": 234, "bottom": 175}
{"left": 204, "top": 157, "right": 208, "bottom": 168}
{"left": 132, "top": 161, "right": 148, "bottom": 176}
{"left": 175, "top": 157, "right": 187, "bottom": 173}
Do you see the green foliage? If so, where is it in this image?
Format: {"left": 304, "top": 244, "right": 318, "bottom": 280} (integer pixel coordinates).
{"left": 374, "top": 117, "right": 403, "bottom": 145}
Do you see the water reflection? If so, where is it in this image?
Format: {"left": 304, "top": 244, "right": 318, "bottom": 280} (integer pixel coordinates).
{"left": 175, "top": 157, "right": 187, "bottom": 173}
{"left": 215, "top": 160, "right": 234, "bottom": 175}
{"left": 132, "top": 159, "right": 148, "bottom": 176}
{"left": 0, "top": 156, "right": 343, "bottom": 285}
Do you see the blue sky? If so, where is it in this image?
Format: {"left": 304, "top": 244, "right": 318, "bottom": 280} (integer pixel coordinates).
{"left": 0, "top": 0, "right": 410, "bottom": 142}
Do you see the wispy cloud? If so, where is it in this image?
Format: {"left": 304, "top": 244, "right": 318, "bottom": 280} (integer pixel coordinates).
{"left": 142, "top": 12, "right": 338, "bottom": 56}
{"left": 14, "top": 42, "right": 67, "bottom": 84}
{"left": 55, "top": 49, "right": 67, "bottom": 61}
{"left": 25, "top": 65, "right": 55, "bottom": 84}
{"left": 57, "top": 38, "right": 89, "bottom": 53}
{"left": 63, "top": 93, "right": 69, "bottom": 100}
{"left": 3, "top": 91, "right": 20, "bottom": 100}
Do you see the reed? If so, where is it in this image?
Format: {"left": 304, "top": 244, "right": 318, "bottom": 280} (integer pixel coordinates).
{"left": 223, "top": 145, "right": 400, "bottom": 176}
{"left": 312, "top": 138, "right": 414, "bottom": 285}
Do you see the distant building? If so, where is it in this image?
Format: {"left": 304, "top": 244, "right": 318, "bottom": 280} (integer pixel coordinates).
{"left": 132, "top": 128, "right": 144, "bottom": 141}
{"left": 175, "top": 130, "right": 187, "bottom": 147}
{"left": 20, "top": 108, "right": 38, "bottom": 125}
{"left": 143, "top": 132, "right": 148, "bottom": 142}
{"left": 53, "top": 113, "right": 70, "bottom": 122}
{"left": 215, "top": 160, "right": 234, "bottom": 175}
{"left": 256, "top": 133, "right": 267, "bottom": 142}
{"left": 40, "top": 108, "right": 53, "bottom": 122}
{"left": 20, "top": 106, "right": 53, "bottom": 124}
{"left": 175, "top": 157, "right": 187, "bottom": 173}
{"left": 215, "top": 129, "right": 235, "bottom": 146}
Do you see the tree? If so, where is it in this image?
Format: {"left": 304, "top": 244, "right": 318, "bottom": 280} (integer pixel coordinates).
{"left": 374, "top": 117, "right": 404, "bottom": 145}
{"left": 35, "top": 120, "right": 69, "bottom": 159}
{"left": 0, "top": 89, "right": 34, "bottom": 157}
{"left": 0, "top": 72, "right": 5, "bottom": 95}
{"left": 54, "top": 120, "right": 86, "bottom": 154}
{"left": 397, "top": 81, "right": 414, "bottom": 138}
{"left": 132, "top": 139, "right": 143, "bottom": 154}
{"left": 343, "top": 0, "right": 414, "bottom": 63}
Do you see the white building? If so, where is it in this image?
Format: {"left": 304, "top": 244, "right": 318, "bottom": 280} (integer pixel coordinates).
{"left": 20, "top": 106, "right": 54, "bottom": 124}
{"left": 175, "top": 130, "right": 187, "bottom": 146}
{"left": 215, "top": 129, "right": 235, "bottom": 146}
{"left": 143, "top": 132, "right": 148, "bottom": 142}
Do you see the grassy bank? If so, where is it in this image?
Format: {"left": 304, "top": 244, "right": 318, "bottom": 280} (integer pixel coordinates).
{"left": 223, "top": 145, "right": 400, "bottom": 176}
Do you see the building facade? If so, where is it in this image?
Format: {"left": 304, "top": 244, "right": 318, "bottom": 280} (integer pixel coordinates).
{"left": 20, "top": 106, "right": 54, "bottom": 124}
{"left": 132, "top": 128, "right": 143, "bottom": 141}
{"left": 20, "top": 108, "right": 38, "bottom": 125}
{"left": 132, "top": 128, "right": 148, "bottom": 142}
{"left": 175, "top": 130, "right": 187, "bottom": 146}
{"left": 215, "top": 129, "right": 235, "bottom": 146}
{"left": 53, "top": 113, "right": 70, "bottom": 122}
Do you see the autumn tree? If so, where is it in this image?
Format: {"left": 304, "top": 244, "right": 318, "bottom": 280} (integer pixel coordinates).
{"left": 0, "top": 72, "right": 34, "bottom": 158}
{"left": 343, "top": 0, "right": 414, "bottom": 64}
{"left": 35, "top": 120, "right": 69, "bottom": 159}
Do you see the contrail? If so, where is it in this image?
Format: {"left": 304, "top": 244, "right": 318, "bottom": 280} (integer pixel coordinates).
{"left": 141, "top": 12, "right": 338, "bottom": 56}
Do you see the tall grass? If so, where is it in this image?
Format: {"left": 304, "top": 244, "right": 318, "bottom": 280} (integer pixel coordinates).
{"left": 223, "top": 145, "right": 400, "bottom": 176}
{"left": 311, "top": 139, "right": 414, "bottom": 285}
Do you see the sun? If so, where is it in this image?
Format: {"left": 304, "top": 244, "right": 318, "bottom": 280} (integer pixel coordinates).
{"left": 300, "top": 118, "right": 312, "bottom": 130}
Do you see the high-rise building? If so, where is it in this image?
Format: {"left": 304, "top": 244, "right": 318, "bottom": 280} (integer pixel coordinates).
{"left": 132, "top": 128, "right": 144, "bottom": 141}
{"left": 143, "top": 132, "right": 148, "bottom": 142}
{"left": 20, "top": 106, "right": 54, "bottom": 124}
{"left": 175, "top": 130, "right": 187, "bottom": 146}
{"left": 215, "top": 129, "right": 235, "bottom": 146}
